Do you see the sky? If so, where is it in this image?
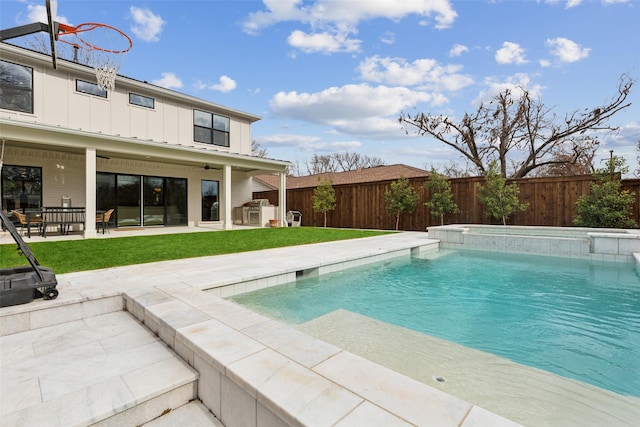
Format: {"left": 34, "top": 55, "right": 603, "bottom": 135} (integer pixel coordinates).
{"left": 1, "top": 0, "right": 639, "bottom": 176}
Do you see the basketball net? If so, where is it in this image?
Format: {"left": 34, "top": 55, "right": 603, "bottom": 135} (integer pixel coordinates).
{"left": 57, "top": 23, "right": 132, "bottom": 91}
{"left": 92, "top": 54, "right": 123, "bottom": 92}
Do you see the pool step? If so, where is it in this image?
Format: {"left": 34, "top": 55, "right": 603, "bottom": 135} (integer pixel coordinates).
{"left": 0, "top": 308, "right": 199, "bottom": 427}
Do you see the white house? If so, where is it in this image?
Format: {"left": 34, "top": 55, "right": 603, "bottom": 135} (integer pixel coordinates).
{"left": 0, "top": 42, "right": 289, "bottom": 236}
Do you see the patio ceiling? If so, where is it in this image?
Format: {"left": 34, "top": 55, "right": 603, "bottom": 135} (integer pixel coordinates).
{"left": 0, "top": 117, "right": 290, "bottom": 175}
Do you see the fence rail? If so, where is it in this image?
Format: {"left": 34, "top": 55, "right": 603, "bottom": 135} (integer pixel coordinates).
{"left": 254, "top": 175, "right": 640, "bottom": 231}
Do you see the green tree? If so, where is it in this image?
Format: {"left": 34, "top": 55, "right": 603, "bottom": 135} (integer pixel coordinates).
{"left": 384, "top": 176, "right": 419, "bottom": 230}
{"left": 477, "top": 161, "right": 528, "bottom": 225}
{"left": 425, "top": 169, "right": 459, "bottom": 225}
{"left": 573, "top": 154, "right": 637, "bottom": 228}
{"left": 312, "top": 178, "right": 336, "bottom": 227}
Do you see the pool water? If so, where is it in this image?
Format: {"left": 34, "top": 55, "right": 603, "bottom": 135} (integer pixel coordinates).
{"left": 231, "top": 250, "right": 640, "bottom": 397}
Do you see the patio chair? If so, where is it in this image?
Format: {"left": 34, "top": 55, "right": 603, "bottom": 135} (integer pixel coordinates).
{"left": 96, "top": 208, "right": 114, "bottom": 234}
{"left": 11, "top": 210, "right": 43, "bottom": 237}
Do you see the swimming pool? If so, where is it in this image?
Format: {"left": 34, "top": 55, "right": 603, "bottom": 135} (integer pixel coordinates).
{"left": 231, "top": 249, "right": 640, "bottom": 397}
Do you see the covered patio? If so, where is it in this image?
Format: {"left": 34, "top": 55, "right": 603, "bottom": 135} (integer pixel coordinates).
{"left": 1, "top": 118, "right": 289, "bottom": 238}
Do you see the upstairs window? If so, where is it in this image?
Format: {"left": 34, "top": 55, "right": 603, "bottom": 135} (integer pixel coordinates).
{"left": 0, "top": 60, "right": 33, "bottom": 113}
{"left": 76, "top": 79, "right": 107, "bottom": 98}
{"left": 194, "top": 110, "right": 230, "bottom": 147}
{"left": 129, "top": 93, "right": 154, "bottom": 108}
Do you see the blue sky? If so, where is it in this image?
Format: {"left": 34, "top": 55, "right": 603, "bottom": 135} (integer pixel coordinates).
{"left": 2, "top": 0, "right": 639, "bottom": 175}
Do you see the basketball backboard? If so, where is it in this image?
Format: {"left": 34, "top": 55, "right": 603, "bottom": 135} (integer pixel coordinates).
{"left": 0, "top": 0, "right": 131, "bottom": 89}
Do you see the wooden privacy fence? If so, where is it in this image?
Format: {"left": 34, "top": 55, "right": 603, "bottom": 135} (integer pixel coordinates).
{"left": 254, "top": 175, "right": 640, "bottom": 231}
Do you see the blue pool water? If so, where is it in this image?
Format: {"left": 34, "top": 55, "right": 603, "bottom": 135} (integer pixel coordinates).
{"left": 232, "top": 250, "right": 640, "bottom": 397}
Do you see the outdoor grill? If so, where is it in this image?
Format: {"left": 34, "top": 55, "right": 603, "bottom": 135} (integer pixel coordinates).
{"left": 248, "top": 199, "right": 270, "bottom": 209}
{"left": 245, "top": 199, "right": 276, "bottom": 226}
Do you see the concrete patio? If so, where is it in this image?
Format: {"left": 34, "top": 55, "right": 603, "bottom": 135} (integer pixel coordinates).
{"left": 0, "top": 231, "right": 527, "bottom": 426}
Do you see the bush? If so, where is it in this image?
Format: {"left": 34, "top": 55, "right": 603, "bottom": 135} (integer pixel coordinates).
{"left": 574, "top": 156, "right": 637, "bottom": 228}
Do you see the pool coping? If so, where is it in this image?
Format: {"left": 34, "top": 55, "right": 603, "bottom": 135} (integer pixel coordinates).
{"left": 428, "top": 224, "right": 640, "bottom": 263}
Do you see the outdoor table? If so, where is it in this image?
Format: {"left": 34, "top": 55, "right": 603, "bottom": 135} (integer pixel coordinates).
{"left": 36, "top": 207, "right": 87, "bottom": 237}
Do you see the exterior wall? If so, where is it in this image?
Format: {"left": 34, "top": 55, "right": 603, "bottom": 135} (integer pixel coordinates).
{"left": 5, "top": 146, "right": 87, "bottom": 208}
{"left": 1, "top": 48, "right": 255, "bottom": 156}
{"left": 3, "top": 146, "right": 256, "bottom": 226}
{"left": 2, "top": 44, "right": 289, "bottom": 232}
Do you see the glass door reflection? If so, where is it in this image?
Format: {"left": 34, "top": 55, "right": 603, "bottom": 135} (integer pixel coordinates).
{"left": 116, "top": 175, "right": 140, "bottom": 227}
{"left": 143, "top": 176, "right": 165, "bottom": 226}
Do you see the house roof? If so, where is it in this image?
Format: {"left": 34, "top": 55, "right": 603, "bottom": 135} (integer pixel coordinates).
{"left": 255, "top": 164, "right": 430, "bottom": 190}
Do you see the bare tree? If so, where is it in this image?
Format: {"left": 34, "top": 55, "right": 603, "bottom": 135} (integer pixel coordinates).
{"left": 22, "top": 33, "right": 92, "bottom": 65}
{"left": 400, "top": 74, "right": 633, "bottom": 178}
{"left": 426, "top": 160, "right": 475, "bottom": 178}
{"left": 300, "top": 152, "right": 386, "bottom": 175}
{"left": 251, "top": 139, "right": 268, "bottom": 158}
{"left": 532, "top": 149, "right": 596, "bottom": 177}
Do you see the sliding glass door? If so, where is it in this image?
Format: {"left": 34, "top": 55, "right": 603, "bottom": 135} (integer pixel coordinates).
{"left": 117, "top": 175, "right": 141, "bottom": 227}
{"left": 97, "top": 173, "right": 187, "bottom": 227}
{"left": 143, "top": 177, "right": 164, "bottom": 226}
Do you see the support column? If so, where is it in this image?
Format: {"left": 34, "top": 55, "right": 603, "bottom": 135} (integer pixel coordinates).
{"left": 84, "top": 147, "right": 97, "bottom": 238}
{"left": 278, "top": 172, "right": 287, "bottom": 227}
{"left": 222, "top": 164, "right": 233, "bottom": 230}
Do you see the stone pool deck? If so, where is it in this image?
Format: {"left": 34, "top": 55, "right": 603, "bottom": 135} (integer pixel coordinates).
{"left": 1, "top": 232, "right": 522, "bottom": 427}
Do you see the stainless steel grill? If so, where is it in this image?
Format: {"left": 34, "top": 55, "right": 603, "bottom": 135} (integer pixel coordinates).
{"left": 248, "top": 199, "right": 270, "bottom": 209}
{"left": 245, "top": 199, "right": 275, "bottom": 226}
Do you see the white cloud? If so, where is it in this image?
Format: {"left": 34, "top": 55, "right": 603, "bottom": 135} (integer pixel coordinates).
{"left": 269, "top": 83, "right": 439, "bottom": 137}
{"left": 602, "top": 121, "right": 640, "bottom": 150}
{"left": 287, "top": 29, "right": 360, "bottom": 54}
{"left": 544, "top": 0, "right": 629, "bottom": 7}
{"left": 472, "top": 74, "right": 544, "bottom": 106}
{"left": 495, "top": 42, "right": 528, "bottom": 65}
{"left": 449, "top": 44, "right": 469, "bottom": 57}
{"left": 244, "top": 0, "right": 457, "bottom": 32}
{"left": 357, "top": 56, "right": 473, "bottom": 92}
{"left": 271, "top": 84, "right": 431, "bottom": 121}
{"left": 258, "top": 134, "right": 363, "bottom": 152}
{"left": 243, "top": 0, "right": 457, "bottom": 55}
{"left": 23, "top": 4, "right": 70, "bottom": 25}
{"left": 152, "top": 72, "right": 183, "bottom": 89}
{"left": 546, "top": 37, "right": 590, "bottom": 63}
{"left": 196, "top": 76, "right": 237, "bottom": 93}
{"left": 380, "top": 31, "right": 396, "bottom": 45}
{"left": 129, "top": 6, "right": 165, "bottom": 42}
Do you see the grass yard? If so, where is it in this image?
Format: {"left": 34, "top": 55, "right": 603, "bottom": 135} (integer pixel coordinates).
{"left": 0, "top": 227, "right": 391, "bottom": 274}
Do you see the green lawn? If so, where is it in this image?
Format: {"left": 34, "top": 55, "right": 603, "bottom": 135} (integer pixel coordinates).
{"left": 0, "top": 227, "right": 391, "bottom": 274}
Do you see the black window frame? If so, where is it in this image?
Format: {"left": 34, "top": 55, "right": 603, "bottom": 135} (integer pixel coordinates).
{"left": 201, "top": 180, "right": 220, "bottom": 221}
{"left": 0, "top": 59, "right": 34, "bottom": 113}
{"left": 193, "top": 109, "right": 230, "bottom": 147}
{"left": 1, "top": 164, "right": 43, "bottom": 212}
{"left": 129, "top": 92, "right": 155, "bottom": 109}
{"left": 76, "top": 79, "right": 107, "bottom": 98}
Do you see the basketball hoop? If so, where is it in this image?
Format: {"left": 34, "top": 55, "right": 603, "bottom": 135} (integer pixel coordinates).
{"left": 56, "top": 22, "right": 132, "bottom": 91}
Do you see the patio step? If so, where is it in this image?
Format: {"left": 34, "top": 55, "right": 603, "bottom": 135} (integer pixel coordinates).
{"left": 0, "top": 306, "right": 199, "bottom": 427}
{"left": 142, "top": 401, "right": 224, "bottom": 426}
